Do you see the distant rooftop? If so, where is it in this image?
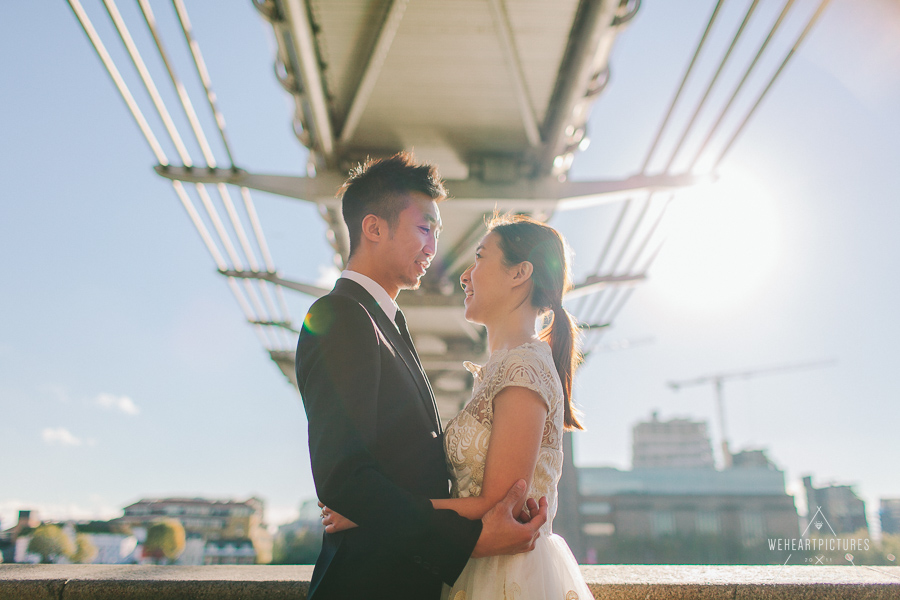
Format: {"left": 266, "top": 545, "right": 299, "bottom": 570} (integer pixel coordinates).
{"left": 580, "top": 466, "right": 787, "bottom": 497}
{"left": 123, "top": 498, "right": 261, "bottom": 509}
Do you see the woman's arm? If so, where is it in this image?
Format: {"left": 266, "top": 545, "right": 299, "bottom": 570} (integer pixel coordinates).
{"left": 324, "top": 385, "right": 548, "bottom": 530}
{"left": 432, "top": 385, "right": 548, "bottom": 519}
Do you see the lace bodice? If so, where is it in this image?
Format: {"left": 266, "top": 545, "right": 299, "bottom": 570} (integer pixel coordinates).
{"left": 443, "top": 341, "right": 564, "bottom": 534}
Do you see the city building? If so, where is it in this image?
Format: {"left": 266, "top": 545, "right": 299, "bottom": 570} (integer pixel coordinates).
{"left": 802, "top": 476, "right": 868, "bottom": 535}
{"left": 203, "top": 538, "right": 257, "bottom": 565}
{"left": 575, "top": 417, "right": 799, "bottom": 564}
{"left": 115, "top": 497, "right": 272, "bottom": 564}
{"left": 879, "top": 499, "right": 900, "bottom": 536}
{"left": 632, "top": 412, "right": 715, "bottom": 469}
{"left": 73, "top": 521, "right": 139, "bottom": 564}
{"left": 578, "top": 462, "right": 799, "bottom": 564}
{"left": 731, "top": 449, "right": 776, "bottom": 469}
{"left": 79, "top": 532, "right": 138, "bottom": 564}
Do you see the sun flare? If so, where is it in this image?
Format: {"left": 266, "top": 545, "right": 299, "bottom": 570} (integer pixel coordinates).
{"left": 651, "top": 169, "right": 783, "bottom": 314}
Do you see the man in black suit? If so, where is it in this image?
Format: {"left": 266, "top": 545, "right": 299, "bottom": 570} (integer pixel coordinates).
{"left": 296, "top": 153, "right": 547, "bottom": 599}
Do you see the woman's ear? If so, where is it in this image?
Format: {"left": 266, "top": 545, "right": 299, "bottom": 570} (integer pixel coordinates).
{"left": 360, "top": 214, "right": 383, "bottom": 243}
{"left": 511, "top": 261, "right": 534, "bottom": 286}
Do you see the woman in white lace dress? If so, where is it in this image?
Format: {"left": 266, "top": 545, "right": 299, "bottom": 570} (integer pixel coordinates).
{"left": 432, "top": 214, "right": 591, "bottom": 599}
{"left": 322, "top": 215, "right": 591, "bottom": 598}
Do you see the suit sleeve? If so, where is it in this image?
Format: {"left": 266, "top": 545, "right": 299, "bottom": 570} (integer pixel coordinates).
{"left": 296, "top": 295, "right": 482, "bottom": 583}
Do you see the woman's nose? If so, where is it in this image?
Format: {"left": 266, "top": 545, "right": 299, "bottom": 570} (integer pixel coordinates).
{"left": 460, "top": 265, "right": 472, "bottom": 289}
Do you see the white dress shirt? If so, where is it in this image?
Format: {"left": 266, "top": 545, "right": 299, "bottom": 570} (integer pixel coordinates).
{"left": 340, "top": 269, "right": 399, "bottom": 322}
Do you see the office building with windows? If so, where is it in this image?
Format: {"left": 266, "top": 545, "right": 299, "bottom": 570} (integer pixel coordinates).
{"left": 575, "top": 414, "right": 799, "bottom": 564}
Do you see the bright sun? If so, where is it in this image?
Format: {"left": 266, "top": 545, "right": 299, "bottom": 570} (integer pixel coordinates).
{"left": 651, "top": 168, "right": 783, "bottom": 314}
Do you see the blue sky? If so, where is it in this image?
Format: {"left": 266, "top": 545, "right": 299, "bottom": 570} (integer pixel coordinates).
{"left": 2, "top": 0, "right": 899, "bottom": 532}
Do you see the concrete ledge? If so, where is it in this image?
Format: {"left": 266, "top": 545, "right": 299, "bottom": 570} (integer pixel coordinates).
{"left": 1, "top": 564, "right": 898, "bottom": 599}
{"left": 582, "top": 565, "right": 900, "bottom": 599}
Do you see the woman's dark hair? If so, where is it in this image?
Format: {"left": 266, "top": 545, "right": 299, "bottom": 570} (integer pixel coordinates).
{"left": 338, "top": 151, "right": 447, "bottom": 257}
{"left": 488, "top": 214, "right": 584, "bottom": 431}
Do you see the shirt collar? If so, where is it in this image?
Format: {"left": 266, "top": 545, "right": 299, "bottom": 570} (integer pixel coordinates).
{"left": 340, "top": 269, "right": 399, "bottom": 321}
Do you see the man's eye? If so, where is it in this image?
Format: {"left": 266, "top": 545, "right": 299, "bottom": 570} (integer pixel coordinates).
{"left": 419, "top": 226, "right": 430, "bottom": 234}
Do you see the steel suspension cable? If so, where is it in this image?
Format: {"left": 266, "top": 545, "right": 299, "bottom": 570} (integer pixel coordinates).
{"left": 589, "top": 0, "right": 829, "bottom": 333}
{"left": 172, "top": 0, "right": 237, "bottom": 168}
{"left": 176, "top": 0, "right": 292, "bottom": 340}
{"left": 578, "top": 190, "right": 653, "bottom": 323}
{"left": 136, "top": 0, "right": 289, "bottom": 347}
{"left": 595, "top": 0, "right": 809, "bottom": 329}
{"left": 584, "top": 0, "right": 786, "bottom": 329}
{"left": 687, "top": 0, "right": 796, "bottom": 170}
{"left": 67, "top": 0, "right": 167, "bottom": 165}
{"left": 67, "top": 0, "right": 272, "bottom": 349}
{"left": 662, "top": 0, "right": 760, "bottom": 174}
{"left": 584, "top": 0, "right": 829, "bottom": 347}
{"left": 574, "top": 0, "right": 727, "bottom": 318}
{"left": 164, "top": 0, "right": 292, "bottom": 344}
{"left": 101, "top": 0, "right": 192, "bottom": 165}
{"left": 640, "top": 0, "right": 727, "bottom": 175}
{"left": 591, "top": 199, "right": 675, "bottom": 323}
{"left": 240, "top": 187, "right": 292, "bottom": 320}
{"left": 712, "top": 0, "right": 832, "bottom": 171}
{"left": 103, "top": 0, "right": 277, "bottom": 345}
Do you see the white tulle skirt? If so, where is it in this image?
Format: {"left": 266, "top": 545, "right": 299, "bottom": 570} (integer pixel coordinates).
{"left": 442, "top": 532, "right": 592, "bottom": 600}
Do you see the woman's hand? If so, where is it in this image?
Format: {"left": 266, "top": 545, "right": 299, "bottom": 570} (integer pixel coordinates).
{"left": 318, "top": 501, "right": 358, "bottom": 533}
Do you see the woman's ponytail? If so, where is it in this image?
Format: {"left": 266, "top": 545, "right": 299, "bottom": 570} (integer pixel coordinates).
{"left": 540, "top": 303, "right": 583, "bottom": 430}
{"left": 490, "top": 215, "right": 585, "bottom": 431}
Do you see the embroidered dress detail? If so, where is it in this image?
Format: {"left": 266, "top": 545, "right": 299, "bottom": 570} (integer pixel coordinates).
{"left": 442, "top": 342, "right": 591, "bottom": 599}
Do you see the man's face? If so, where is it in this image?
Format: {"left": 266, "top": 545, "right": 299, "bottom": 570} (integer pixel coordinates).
{"left": 383, "top": 192, "right": 442, "bottom": 292}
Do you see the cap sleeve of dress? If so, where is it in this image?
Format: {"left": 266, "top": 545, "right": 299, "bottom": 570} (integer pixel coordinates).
{"left": 490, "top": 345, "right": 553, "bottom": 412}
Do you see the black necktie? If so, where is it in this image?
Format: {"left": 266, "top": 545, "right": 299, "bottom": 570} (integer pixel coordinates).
{"left": 394, "top": 309, "right": 417, "bottom": 358}
{"left": 396, "top": 308, "right": 440, "bottom": 431}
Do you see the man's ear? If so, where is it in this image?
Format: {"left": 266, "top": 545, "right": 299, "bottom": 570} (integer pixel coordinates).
{"left": 511, "top": 261, "right": 534, "bottom": 286}
{"left": 360, "top": 214, "right": 383, "bottom": 243}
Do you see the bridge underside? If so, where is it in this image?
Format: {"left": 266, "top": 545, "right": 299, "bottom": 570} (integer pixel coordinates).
{"left": 248, "top": 0, "right": 653, "bottom": 415}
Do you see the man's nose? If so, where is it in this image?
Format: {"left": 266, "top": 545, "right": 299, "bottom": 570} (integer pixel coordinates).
{"left": 424, "top": 232, "right": 437, "bottom": 256}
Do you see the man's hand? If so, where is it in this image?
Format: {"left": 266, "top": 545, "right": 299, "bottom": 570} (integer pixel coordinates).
{"left": 318, "top": 501, "right": 358, "bottom": 534}
{"left": 471, "top": 480, "right": 548, "bottom": 558}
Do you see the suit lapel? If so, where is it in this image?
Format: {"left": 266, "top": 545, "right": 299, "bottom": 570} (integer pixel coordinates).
{"left": 334, "top": 279, "right": 441, "bottom": 431}
{"left": 371, "top": 306, "right": 442, "bottom": 433}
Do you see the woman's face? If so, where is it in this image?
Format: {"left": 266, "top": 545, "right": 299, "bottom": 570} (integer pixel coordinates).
{"left": 460, "top": 232, "right": 514, "bottom": 325}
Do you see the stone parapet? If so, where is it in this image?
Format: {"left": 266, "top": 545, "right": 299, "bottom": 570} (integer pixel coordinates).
{"left": 1, "top": 564, "right": 899, "bottom": 599}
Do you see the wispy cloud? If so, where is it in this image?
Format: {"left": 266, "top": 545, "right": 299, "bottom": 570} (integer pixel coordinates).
{"left": 94, "top": 393, "right": 140, "bottom": 416}
{"left": 41, "top": 427, "right": 83, "bottom": 446}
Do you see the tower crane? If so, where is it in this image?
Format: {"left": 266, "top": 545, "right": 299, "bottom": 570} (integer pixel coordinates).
{"left": 668, "top": 359, "right": 836, "bottom": 469}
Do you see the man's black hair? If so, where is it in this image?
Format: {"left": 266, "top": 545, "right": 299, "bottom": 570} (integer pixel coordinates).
{"left": 338, "top": 151, "right": 446, "bottom": 257}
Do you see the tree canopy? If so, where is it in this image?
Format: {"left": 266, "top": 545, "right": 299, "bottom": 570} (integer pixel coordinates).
{"left": 143, "top": 519, "right": 185, "bottom": 564}
{"left": 27, "top": 524, "right": 74, "bottom": 564}
{"left": 72, "top": 533, "right": 98, "bottom": 564}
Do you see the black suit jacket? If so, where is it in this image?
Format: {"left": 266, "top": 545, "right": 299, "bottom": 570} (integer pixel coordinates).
{"left": 295, "top": 278, "right": 482, "bottom": 599}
